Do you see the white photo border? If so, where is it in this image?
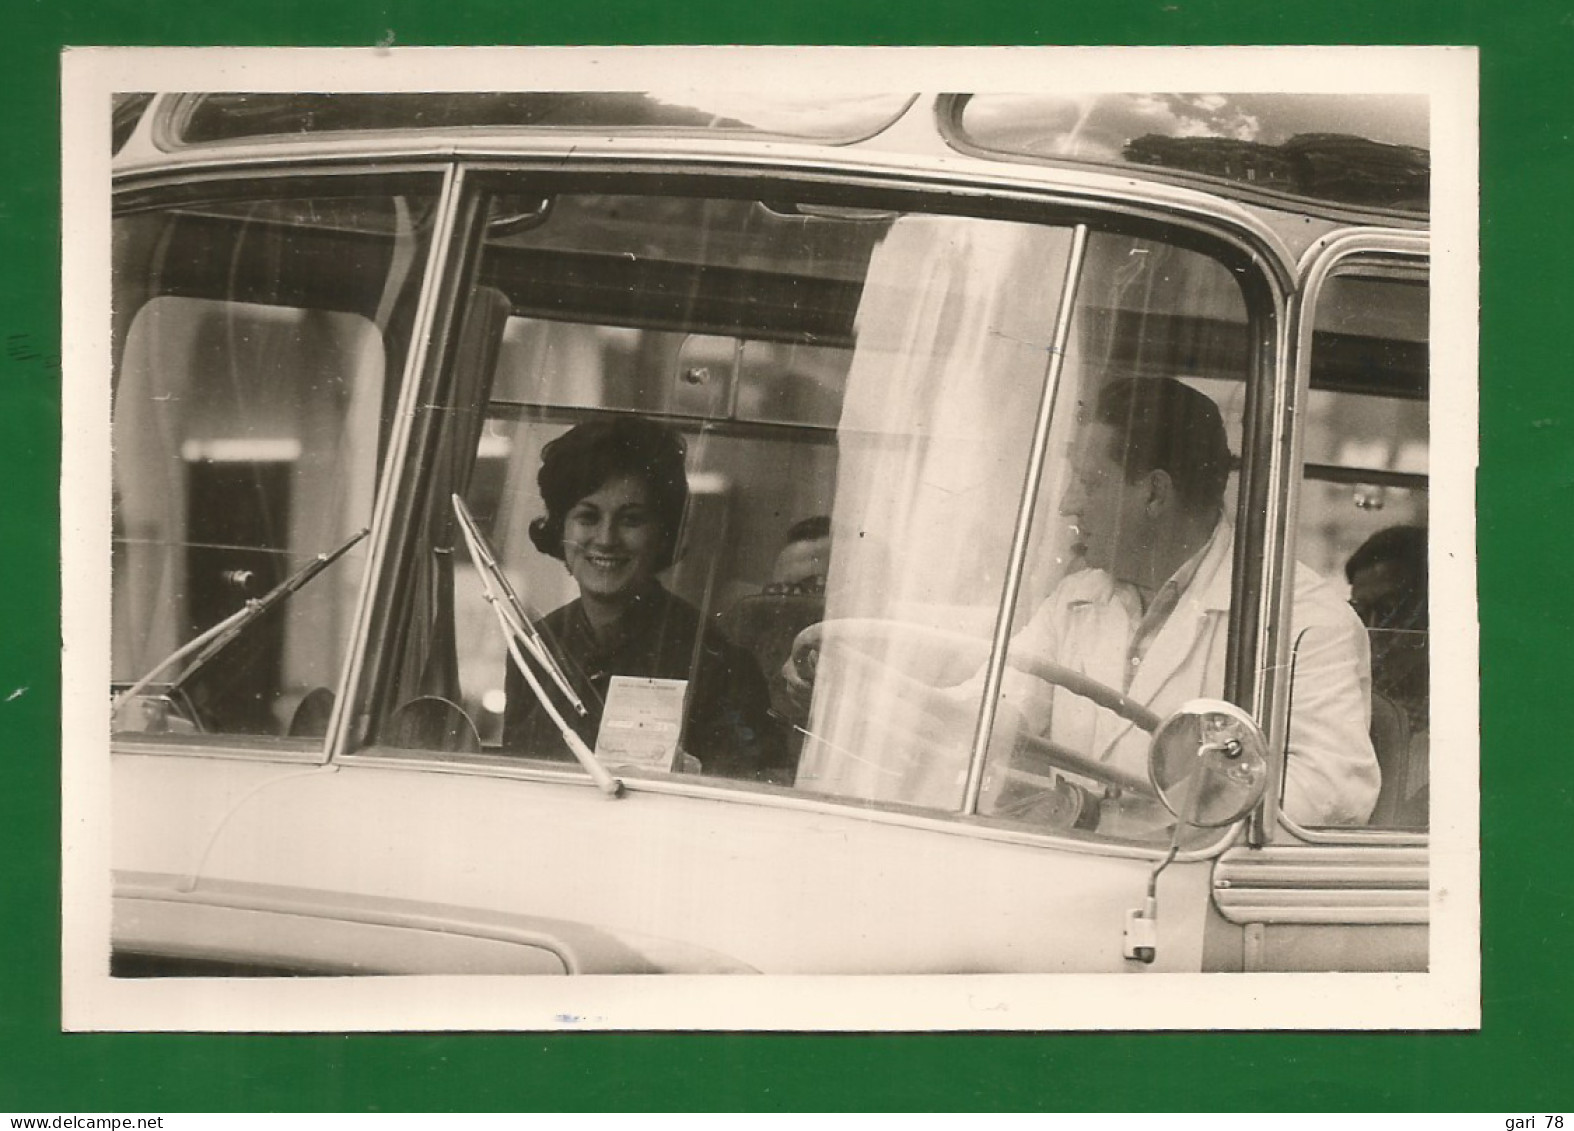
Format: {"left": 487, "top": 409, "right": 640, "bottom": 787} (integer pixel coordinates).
{"left": 61, "top": 45, "right": 1480, "bottom": 1032}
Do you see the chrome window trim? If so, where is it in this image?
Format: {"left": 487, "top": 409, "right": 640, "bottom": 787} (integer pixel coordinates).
{"left": 1231, "top": 237, "right": 1292, "bottom": 850}
{"left": 460, "top": 150, "right": 1298, "bottom": 278}
{"left": 1212, "top": 844, "right": 1430, "bottom": 924}
{"left": 325, "top": 164, "right": 469, "bottom": 761}
{"left": 1248, "top": 254, "right": 1299, "bottom": 844}
{"left": 961, "top": 223, "right": 1088, "bottom": 813}
{"left": 113, "top": 136, "right": 1300, "bottom": 266}
{"left": 442, "top": 155, "right": 1299, "bottom": 302}
{"left": 1269, "top": 228, "right": 1432, "bottom": 848}
{"left": 111, "top": 160, "right": 455, "bottom": 205}
{"left": 152, "top": 92, "right": 924, "bottom": 155}
{"left": 1277, "top": 825, "right": 1433, "bottom": 848}
{"left": 334, "top": 747, "right": 1247, "bottom": 865}
{"left": 325, "top": 164, "right": 479, "bottom": 758}
{"left": 112, "top": 740, "right": 328, "bottom": 766}
{"left": 1293, "top": 227, "right": 1432, "bottom": 279}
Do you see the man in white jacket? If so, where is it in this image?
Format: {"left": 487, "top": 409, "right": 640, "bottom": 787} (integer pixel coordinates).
{"left": 989, "top": 377, "right": 1380, "bottom": 831}
{"left": 785, "top": 377, "right": 1380, "bottom": 831}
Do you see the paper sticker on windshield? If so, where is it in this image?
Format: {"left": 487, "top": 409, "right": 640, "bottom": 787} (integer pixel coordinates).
{"left": 595, "top": 676, "right": 687, "bottom": 771}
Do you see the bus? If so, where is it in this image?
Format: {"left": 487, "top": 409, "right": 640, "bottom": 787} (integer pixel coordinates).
{"left": 81, "top": 72, "right": 1472, "bottom": 1029}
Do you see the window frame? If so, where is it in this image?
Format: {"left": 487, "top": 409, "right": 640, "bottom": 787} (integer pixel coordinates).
{"left": 1268, "top": 229, "right": 1432, "bottom": 847}
{"left": 323, "top": 159, "right": 1293, "bottom": 860}
{"left": 109, "top": 164, "right": 458, "bottom": 766}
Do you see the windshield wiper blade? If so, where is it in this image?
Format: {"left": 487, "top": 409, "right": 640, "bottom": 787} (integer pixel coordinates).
{"left": 451, "top": 494, "right": 622, "bottom": 798}
{"left": 113, "top": 528, "right": 370, "bottom": 713}
{"left": 450, "top": 494, "right": 587, "bottom": 716}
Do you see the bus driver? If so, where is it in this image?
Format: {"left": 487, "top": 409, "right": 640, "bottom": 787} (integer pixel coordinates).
{"left": 785, "top": 377, "right": 1381, "bottom": 831}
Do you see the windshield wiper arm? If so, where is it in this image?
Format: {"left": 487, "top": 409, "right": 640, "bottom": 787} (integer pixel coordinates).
{"left": 452, "top": 494, "right": 621, "bottom": 798}
{"left": 113, "top": 528, "right": 370, "bottom": 713}
{"left": 450, "top": 494, "right": 587, "bottom": 716}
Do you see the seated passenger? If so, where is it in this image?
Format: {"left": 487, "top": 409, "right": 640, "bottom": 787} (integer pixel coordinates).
{"left": 1345, "top": 524, "right": 1428, "bottom": 827}
{"left": 1345, "top": 524, "right": 1429, "bottom": 733}
{"left": 720, "top": 514, "right": 834, "bottom": 753}
{"left": 786, "top": 377, "right": 1381, "bottom": 829}
{"left": 765, "top": 515, "right": 832, "bottom": 596}
{"left": 502, "top": 417, "right": 787, "bottom": 782}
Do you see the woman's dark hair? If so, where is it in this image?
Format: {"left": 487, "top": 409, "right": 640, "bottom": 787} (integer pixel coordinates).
{"left": 527, "top": 417, "right": 689, "bottom": 570}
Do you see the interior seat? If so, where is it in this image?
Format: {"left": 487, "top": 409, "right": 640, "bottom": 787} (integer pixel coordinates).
{"left": 384, "top": 695, "right": 483, "bottom": 754}
{"left": 1367, "top": 689, "right": 1428, "bottom": 829}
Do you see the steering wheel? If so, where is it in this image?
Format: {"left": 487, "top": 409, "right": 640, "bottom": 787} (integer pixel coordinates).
{"left": 797, "top": 619, "right": 1160, "bottom": 800}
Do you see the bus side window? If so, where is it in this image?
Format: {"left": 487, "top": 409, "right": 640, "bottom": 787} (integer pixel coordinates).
{"left": 112, "top": 189, "right": 441, "bottom": 746}
{"left": 407, "top": 188, "right": 1082, "bottom": 814}
{"left": 1298, "top": 271, "right": 1430, "bottom": 829}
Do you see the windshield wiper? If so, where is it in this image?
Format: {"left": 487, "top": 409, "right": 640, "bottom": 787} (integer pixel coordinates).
{"left": 451, "top": 494, "right": 622, "bottom": 798}
{"left": 450, "top": 494, "right": 586, "bottom": 715}
{"left": 113, "top": 528, "right": 370, "bottom": 714}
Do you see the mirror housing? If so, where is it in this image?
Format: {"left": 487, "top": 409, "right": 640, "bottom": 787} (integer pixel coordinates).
{"left": 1147, "top": 698, "right": 1269, "bottom": 829}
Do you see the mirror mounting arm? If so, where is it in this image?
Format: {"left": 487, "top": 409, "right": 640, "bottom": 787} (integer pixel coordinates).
{"left": 1121, "top": 699, "right": 1270, "bottom": 966}
{"left": 1123, "top": 843, "right": 1180, "bottom": 964}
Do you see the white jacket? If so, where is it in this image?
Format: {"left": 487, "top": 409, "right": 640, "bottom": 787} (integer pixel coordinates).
{"left": 995, "top": 523, "right": 1381, "bottom": 828}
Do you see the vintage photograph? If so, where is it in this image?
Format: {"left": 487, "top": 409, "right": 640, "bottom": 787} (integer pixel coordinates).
{"left": 61, "top": 47, "right": 1479, "bottom": 1031}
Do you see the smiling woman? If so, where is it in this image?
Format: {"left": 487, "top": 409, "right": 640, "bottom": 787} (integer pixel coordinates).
{"left": 561, "top": 474, "right": 665, "bottom": 610}
{"left": 500, "top": 417, "right": 789, "bottom": 783}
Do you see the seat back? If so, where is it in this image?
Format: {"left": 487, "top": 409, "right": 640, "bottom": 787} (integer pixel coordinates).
{"left": 385, "top": 695, "right": 482, "bottom": 754}
{"left": 1368, "top": 689, "right": 1428, "bottom": 828}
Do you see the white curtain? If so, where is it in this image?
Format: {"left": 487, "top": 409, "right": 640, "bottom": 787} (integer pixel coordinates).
{"left": 795, "top": 216, "right": 1074, "bottom": 808}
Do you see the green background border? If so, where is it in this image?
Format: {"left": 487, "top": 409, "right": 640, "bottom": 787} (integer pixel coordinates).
{"left": 3, "top": 0, "right": 1568, "bottom": 1113}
